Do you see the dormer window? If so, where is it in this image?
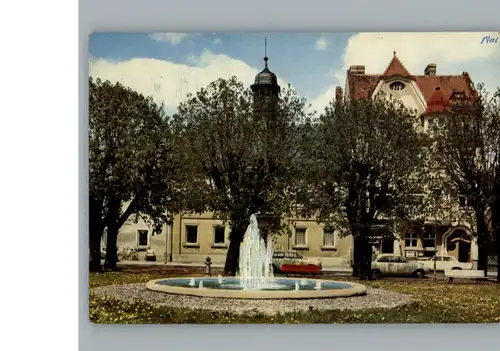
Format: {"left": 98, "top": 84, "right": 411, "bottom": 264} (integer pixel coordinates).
{"left": 389, "top": 81, "right": 405, "bottom": 91}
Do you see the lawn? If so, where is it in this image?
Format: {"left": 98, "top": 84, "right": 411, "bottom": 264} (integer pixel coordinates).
{"left": 89, "top": 272, "right": 500, "bottom": 324}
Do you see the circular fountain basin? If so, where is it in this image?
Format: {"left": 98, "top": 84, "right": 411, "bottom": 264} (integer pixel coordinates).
{"left": 145, "top": 277, "right": 367, "bottom": 299}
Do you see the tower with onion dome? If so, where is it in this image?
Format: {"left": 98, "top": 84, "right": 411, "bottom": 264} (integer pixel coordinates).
{"left": 251, "top": 38, "right": 280, "bottom": 116}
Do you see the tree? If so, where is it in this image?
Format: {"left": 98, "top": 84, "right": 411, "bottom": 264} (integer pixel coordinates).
{"left": 301, "top": 94, "right": 429, "bottom": 280}
{"left": 172, "top": 76, "right": 312, "bottom": 275}
{"left": 429, "top": 84, "right": 500, "bottom": 277}
{"left": 88, "top": 78, "right": 183, "bottom": 271}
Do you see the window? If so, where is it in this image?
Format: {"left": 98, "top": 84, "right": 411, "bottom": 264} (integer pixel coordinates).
{"left": 273, "top": 251, "right": 285, "bottom": 259}
{"left": 294, "top": 227, "right": 307, "bottom": 247}
{"left": 137, "top": 230, "right": 149, "bottom": 248}
{"left": 442, "top": 257, "right": 452, "bottom": 262}
{"left": 285, "top": 251, "right": 302, "bottom": 259}
{"left": 185, "top": 225, "right": 198, "bottom": 244}
{"left": 405, "top": 232, "right": 418, "bottom": 248}
{"left": 423, "top": 232, "right": 436, "bottom": 248}
{"left": 213, "top": 225, "right": 226, "bottom": 245}
{"left": 323, "top": 227, "right": 335, "bottom": 247}
{"left": 389, "top": 81, "right": 406, "bottom": 91}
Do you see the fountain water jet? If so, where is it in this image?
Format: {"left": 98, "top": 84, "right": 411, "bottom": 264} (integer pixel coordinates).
{"left": 238, "top": 214, "right": 274, "bottom": 290}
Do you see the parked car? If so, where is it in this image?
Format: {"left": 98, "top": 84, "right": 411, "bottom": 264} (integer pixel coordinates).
{"left": 421, "top": 255, "right": 473, "bottom": 271}
{"left": 145, "top": 247, "right": 157, "bottom": 262}
{"left": 371, "top": 254, "right": 430, "bottom": 278}
{"left": 272, "top": 250, "right": 322, "bottom": 275}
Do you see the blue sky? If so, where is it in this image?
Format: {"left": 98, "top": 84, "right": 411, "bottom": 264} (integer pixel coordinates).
{"left": 89, "top": 32, "right": 500, "bottom": 114}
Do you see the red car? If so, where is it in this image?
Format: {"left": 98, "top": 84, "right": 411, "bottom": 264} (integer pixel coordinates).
{"left": 272, "top": 250, "right": 322, "bottom": 275}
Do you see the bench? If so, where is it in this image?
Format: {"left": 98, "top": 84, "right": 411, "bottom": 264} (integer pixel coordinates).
{"left": 444, "top": 269, "right": 489, "bottom": 284}
{"left": 280, "top": 264, "right": 321, "bottom": 275}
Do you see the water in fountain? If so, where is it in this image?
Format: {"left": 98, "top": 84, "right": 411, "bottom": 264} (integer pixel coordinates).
{"left": 238, "top": 214, "right": 274, "bottom": 290}
{"left": 300, "top": 279, "right": 308, "bottom": 286}
{"left": 217, "top": 275, "right": 223, "bottom": 284}
{"left": 189, "top": 278, "right": 195, "bottom": 287}
{"left": 295, "top": 281, "right": 299, "bottom": 291}
{"left": 315, "top": 281, "right": 321, "bottom": 290}
{"left": 199, "top": 280, "right": 204, "bottom": 289}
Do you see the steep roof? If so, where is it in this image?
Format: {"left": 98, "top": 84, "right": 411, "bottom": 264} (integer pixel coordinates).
{"left": 382, "top": 52, "right": 412, "bottom": 78}
{"left": 346, "top": 54, "right": 475, "bottom": 111}
{"left": 424, "top": 87, "right": 448, "bottom": 114}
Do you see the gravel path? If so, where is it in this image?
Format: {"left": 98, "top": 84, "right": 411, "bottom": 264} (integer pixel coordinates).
{"left": 91, "top": 284, "right": 413, "bottom": 316}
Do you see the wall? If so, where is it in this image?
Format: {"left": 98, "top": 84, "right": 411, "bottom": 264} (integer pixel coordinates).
{"left": 115, "top": 212, "right": 353, "bottom": 267}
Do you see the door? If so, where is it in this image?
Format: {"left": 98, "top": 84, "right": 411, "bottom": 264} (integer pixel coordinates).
{"left": 441, "top": 256, "right": 453, "bottom": 270}
{"left": 381, "top": 238, "right": 394, "bottom": 254}
{"left": 392, "top": 256, "right": 410, "bottom": 275}
{"left": 388, "top": 256, "right": 404, "bottom": 275}
{"left": 458, "top": 242, "right": 471, "bottom": 262}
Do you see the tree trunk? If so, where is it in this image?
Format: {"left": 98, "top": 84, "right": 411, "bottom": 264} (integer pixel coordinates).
{"left": 224, "top": 225, "right": 245, "bottom": 276}
{"left": 89, "top": 196, "right": 104, "bottom": 273}
{"left": 352, "top": 237, "right": 361, "bottom": 277}
{"left": 89, "top": 230, "right": 102, "bottom": 273}
{"left": 475, "top": 206, "right": 489, "bottom": 276}
{"left": 358, "top": 233, "right": 373, "bottom": 281}
{"left": 104, "top": 198, "right": 121, "bottom": 271}
{"left": 104, "top": 224, "right": 119, "bottom": 270}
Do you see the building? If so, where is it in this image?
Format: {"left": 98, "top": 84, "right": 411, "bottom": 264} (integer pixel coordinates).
{"left": 340, "top": 52, "right": 478, "bottom": 264}
{"left": 110, "top": 52, "right": 478, "bottom": 267}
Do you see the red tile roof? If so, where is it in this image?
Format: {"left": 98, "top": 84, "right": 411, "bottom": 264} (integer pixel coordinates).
{"left": 346, "top": 53, "right": 475, "bottom": 114}
{"left": 424, "top": 88, "right": 448, "bottom": 114}
{"left": 382, "top": 52, "right": 412, "bottom": 78}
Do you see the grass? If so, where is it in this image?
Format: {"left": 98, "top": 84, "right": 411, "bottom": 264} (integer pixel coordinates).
{"left": 89, "top": 271, "right": 500, "bottom": 324}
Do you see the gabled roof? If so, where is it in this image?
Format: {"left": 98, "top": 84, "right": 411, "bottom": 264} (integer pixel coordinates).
{"left": 346, "top": 53, "right": 475, "bottom": 113}
{"left": 424, "top": 87, "right": 448, "bottom": 114}
{"left": 382, "top": 52, "right": 413, "bottom": 78}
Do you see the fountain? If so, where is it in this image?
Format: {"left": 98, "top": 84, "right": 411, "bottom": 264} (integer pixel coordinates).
{"left": 146, "top": 214, "right": 367, "bottom": 299}
{"left": 238, "top": 214, "right": 274, "bottom": 290}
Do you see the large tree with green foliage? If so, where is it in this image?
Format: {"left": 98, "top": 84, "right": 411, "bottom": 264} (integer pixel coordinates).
{"left": 88, "top": 78, "right": 186, "bottom": 271}
{"left": 429, "top": 84, "right": 500, "bottom": 278}
{"left": 172, "top": 76, "right": 312, "bottom": 275}
{"left": 300, "top": 95, "right": 429, "bottom": 280}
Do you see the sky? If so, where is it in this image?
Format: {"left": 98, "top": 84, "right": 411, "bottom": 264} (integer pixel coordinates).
{"left": 89, "top": 32, "right": 500, "bottom": 115}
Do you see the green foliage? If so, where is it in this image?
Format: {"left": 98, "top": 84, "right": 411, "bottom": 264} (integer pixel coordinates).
{"left": 429, "top": 84, "right": 500, "bottom": 273}
{"left": 88, "top": 77, "right": 197, "bottom": 269}
{"left": 299, "top": 94, "right": 429, "bottom": 279}
{"left": 303, "top": 94, "right": 429, "bottom": 232}
{"left": 172, "top": 76, "right": 313, "bottom": 273}
{"left": 89, "top": 272, "right": 500, "bottom": 324}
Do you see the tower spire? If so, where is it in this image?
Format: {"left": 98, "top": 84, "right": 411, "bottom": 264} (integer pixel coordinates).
{"left": 264, "top": 37, "right": 268, "bottom": 68}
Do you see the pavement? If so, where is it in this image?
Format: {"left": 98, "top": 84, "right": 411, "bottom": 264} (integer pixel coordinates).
{"left": 105, "top": 260, "right": 497, "bottom": 277}
{"left": 105, "top": 259, "right": 352, "bottom": 273}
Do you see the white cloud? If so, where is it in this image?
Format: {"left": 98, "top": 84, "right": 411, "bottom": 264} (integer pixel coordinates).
{"left": 315, "top": 37, "right": 329, "bottom": 51}
{"left": 312, "top": 32, "right": 500, "bottom": 113}
{"left": 149, "top": 33, "right": 190, "bottom": 45}
{"left": 213, "top": 37, "right": 222, "bottom": 45}
{"left": 89, "top": 49, "right": 288, "bottom": 115}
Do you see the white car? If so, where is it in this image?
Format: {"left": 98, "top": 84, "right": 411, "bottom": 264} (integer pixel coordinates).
{"left": 371, "top": 254, "right": 430, "bottom": 278}
{"left": 421, "top": 255, "right": 473, "bottom": 271}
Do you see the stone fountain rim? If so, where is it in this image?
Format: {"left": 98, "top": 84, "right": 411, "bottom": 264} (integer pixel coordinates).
{"left": 145, "top": 276, "right": 368, "bottom": 300}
